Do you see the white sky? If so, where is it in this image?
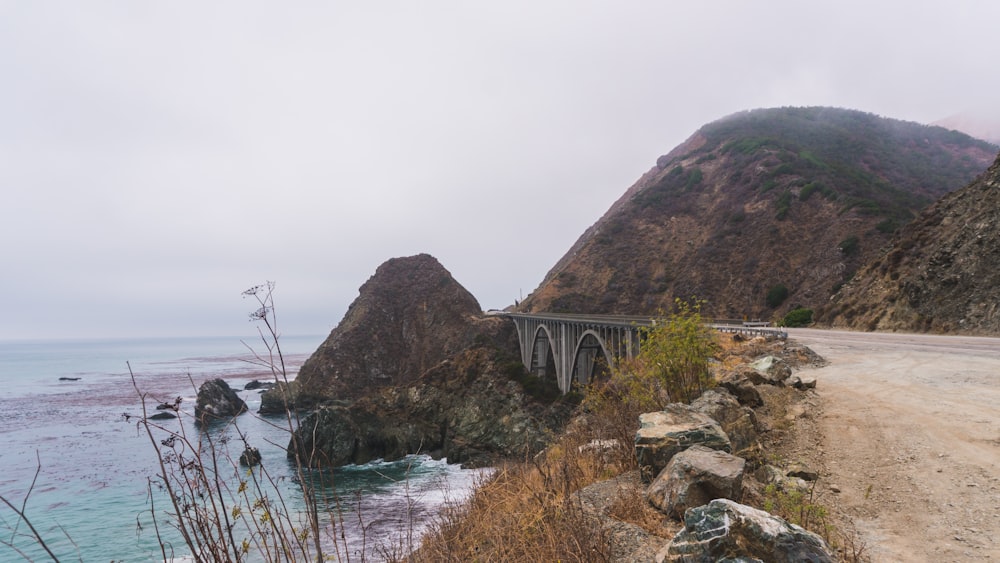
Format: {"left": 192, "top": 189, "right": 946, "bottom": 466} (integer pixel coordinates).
{"left": 2, "top": 1, "right": 999, "bottom": 340}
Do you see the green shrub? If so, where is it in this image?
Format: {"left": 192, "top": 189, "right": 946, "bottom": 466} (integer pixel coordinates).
{"left": 838, "top": 235, "right": 860, "bottom": 256}
{"left": 875, "top": 218, "right": 898, "bottom": 233}
{"left": 766, "top": 284, "right": 789, "bottom": 308}
{"left": 686, "top": 167, "right": 704, "bottom": 189}
{"left": 782, "top": 307, "right": 814, "bottom": 327}
{"left": 799, "top": 181, "right": 824, "bottom": 201}
{"left": 775, "top": 190, "right": 792, "bottom": 220}
{"left": 635, "top": 299, "right": 718, "bottom": 404}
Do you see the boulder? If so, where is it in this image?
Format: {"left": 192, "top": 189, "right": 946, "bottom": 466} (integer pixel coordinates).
{"left": 240, "top": 446, "right": 262, "bottom": 467}
{"left": 754, "top": 464, "right": 812, "bottom": 495}
{"left": 288, "top": 406, "right": 363, "bottom": 466}
{"left": 664, "top": 499, "right": 835, "bottom": 562}
{"left": 635, "top": 404, "right": 731, "bottom": 482}
{"left": 717, "top": 375, "right": 763, "bottom": 407}
{"left": 783, "top": 374, "right": 817, "bottom": 390}
{"left": 690, "top": 389, "right": 759, "bottom": 455}
{"left": 194, "top": 379, "right": 247, "bottom": 425}
{"left": 259, "top": 381, "right": 308, "bottom": 414}
{"left": 746, "top": 356, "right": 792, "bottom": 386}
{"left": 646, "top": 445, "right": 746, "bottom": 520}
{"left": 244, "top": 380, "right": 275, "bottom": 391}
{"left": 786, "top": 462, "right": 819, "bottom": 482}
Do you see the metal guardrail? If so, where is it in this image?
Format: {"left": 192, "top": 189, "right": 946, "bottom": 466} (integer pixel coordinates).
{"left": 498, "top": 312, "right": 787, "bottom": 339}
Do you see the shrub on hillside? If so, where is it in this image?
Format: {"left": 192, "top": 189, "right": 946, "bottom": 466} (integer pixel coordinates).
{"left": 766, "top": 284, "right": 789, "bottom": 308}
{"left": 782, "top": 307, "right": 814, "bottom": 327}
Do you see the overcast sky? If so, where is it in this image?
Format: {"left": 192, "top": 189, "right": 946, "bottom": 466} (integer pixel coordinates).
{"left": 2, "top": 1, "right": 999, "bottom": 341}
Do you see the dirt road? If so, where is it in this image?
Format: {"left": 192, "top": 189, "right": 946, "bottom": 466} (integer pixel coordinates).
{"left": 785, "top": 328, "right": 1000, "bottom": 562}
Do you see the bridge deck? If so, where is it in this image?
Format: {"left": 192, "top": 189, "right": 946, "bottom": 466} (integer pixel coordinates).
{"left": 501, "top": 311, "right": 786, "bottom": 394}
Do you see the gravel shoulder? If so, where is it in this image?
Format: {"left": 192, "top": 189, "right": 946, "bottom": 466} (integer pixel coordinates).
{"left": 785, "top": 328, "right": 1000, "bottom": 562}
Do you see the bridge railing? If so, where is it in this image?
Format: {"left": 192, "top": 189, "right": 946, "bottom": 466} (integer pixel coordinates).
{"left": 499, "top": 311, "right": 787, "bottom": 339}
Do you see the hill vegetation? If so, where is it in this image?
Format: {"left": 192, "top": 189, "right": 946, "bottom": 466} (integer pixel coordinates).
{"left": 520, "top": 107, "right": 996, "bottom": 322}
{"left": 819, "top": 150, "right": 1000, "bottom": 333}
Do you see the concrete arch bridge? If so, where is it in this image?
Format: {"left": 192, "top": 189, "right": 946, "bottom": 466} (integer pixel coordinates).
{"left": 499, "top": 312, "right": 785, "bottom": 395}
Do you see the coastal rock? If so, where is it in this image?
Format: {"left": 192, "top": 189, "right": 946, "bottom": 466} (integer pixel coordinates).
{"left": 647, "top": 445, "right": 746, "bottom": 520}
{"left": 240, "top": 447, "right": 262, "bottom": 467}
{"left": 282, "top": 254, "right": 488, "bottom": 407}
{"left": 194, "top": 378, "right": 247, "bottom": 425}
{"left": 664, "top": 499, "right": 835, "bottom": 562}
{"left": 259, "top": 381, "right": 299, "bottom": 415}
{"left": 635, "top": 404, "right": 731, "bottom": 482}
{"left": 244, "top": 380, "right": 275, "bottom": 391}
{"left": 289, "top": 346, "right": 572, "bottom": 468}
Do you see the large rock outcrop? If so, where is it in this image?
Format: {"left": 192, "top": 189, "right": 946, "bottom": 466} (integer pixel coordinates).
{"left": 263, "top": 254, "right": 492, "bottom": 409}
{"left": 272, "top": 253, "right": 574, "bottom": 467}
{"left": 288, "top": 346, "right": 573, "bottom": 467}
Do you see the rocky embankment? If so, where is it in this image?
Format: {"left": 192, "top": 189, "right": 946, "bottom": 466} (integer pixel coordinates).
{"left": 262, "top": 254, "right": 575, "bottom": 467}
{"left": 574, "top": 338, "right": 841, "bottom": 561}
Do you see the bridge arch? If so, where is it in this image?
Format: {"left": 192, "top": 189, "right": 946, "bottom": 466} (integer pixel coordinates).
{"left": 501, "top": 311, "right": 787, "bottom": 395}
{"left": 528, "top": 323, "right": 558, "bottom": 380}
{"left": 568, "top": 330, "right": 614, "bottom": 388}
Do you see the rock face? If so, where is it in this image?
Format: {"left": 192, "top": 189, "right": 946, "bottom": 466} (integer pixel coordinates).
{"left": 646, "top": 445, "right": 746, "bottom": 520}
{"left": 194, "top": 379, "right": 247, "bottom": 424}
{"left": 282, "top": 254, "right": 486, "bottom": 407}
{"left": 288, "top": 346, "right": 572, "bottom": 467}
{"left": 820, "top": 150, "right": 1000, "bottom": 335}
{"left": 665, "top": 499, "right": 835, "bottom": 562}
{"left": 635, "top": 404, "right": 731, "bottom": 482}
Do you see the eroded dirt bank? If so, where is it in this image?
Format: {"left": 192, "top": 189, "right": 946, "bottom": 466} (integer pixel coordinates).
{"left": 786, "top": 328, "right": 1000, "bottom": 562}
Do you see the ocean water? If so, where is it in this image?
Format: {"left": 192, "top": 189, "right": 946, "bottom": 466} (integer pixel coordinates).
{"left": 0, "top": 336, "right": 483, "bottom": 561}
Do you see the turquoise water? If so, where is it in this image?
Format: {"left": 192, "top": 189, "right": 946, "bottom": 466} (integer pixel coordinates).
{"left": 0, "top": 336, "right": 483, "bottom": 561}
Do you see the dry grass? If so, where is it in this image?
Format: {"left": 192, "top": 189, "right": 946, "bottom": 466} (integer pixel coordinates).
{"left": 414, "top": 425, "right": 624, "bottom": 561}
{"left": 416, "top": 331, "right": 868, "bottom": 562}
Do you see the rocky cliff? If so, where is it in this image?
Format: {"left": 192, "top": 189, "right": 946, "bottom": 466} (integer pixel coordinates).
{"left": 284, "top": 253, "right": 491, "bottom": 406}
{"left": 268, "top": 253, "right": 575, "bottom": 467}
{"left": 288, "top": 345, "right": 573, "bottom": 467}
{"left": 819, "top": 150, "right": 1000, "bottom": 333}
{"left": 519, "top": 107, "right": 996, "bottom": 322}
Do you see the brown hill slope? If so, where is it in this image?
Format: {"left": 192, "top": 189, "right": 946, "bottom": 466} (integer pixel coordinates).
{"left": 818, "top": 151, "right": 1000, "bottom": 334}
{"left": 519, "top": 107, "right": 996, "bottom": 321}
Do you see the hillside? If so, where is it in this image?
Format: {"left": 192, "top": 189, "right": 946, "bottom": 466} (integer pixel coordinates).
{"left": 519, "top": 107, "right": 996, "bottom": 321}
{"left": 818, "top": 151, "right": 1000, "bottom": 334}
